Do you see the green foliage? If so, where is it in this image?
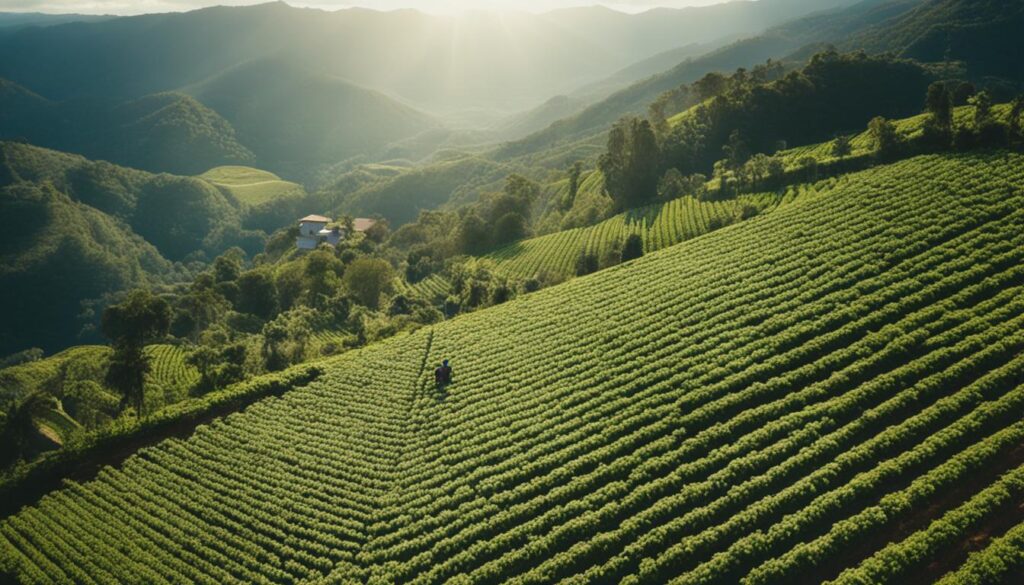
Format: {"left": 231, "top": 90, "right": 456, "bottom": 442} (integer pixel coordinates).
{"left": 342, "top": 258, "right": 394, "bottom": 311}
{"left": 0, "top": 89, "right": 254, "bottom": 175}
{"left": 599, "top": 117, "right": 662, "bottom": 211}
{"left": 868, "top": 116, "right": 901, "bottom": 160}
{"left": 0, "top": 180, "right": 171, "bottom": 355}
{"left": 661, "top": 51, "right": 933, "bottom": 176}
{"left": 101, "top": 290, "right": 171, "bottom": 414}
{"left": 5, "top": 153, "right": 1024, "bottom": 582}
{"left": 486, "top": 191, "right": 782, "bottom": 281}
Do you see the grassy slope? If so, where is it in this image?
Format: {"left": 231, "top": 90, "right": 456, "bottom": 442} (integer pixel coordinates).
{"left": 198, "top": 165, "right": 304, "bottom": 206}
{"left": 5, "top": 152, "right": 1024, "bottom": 582}
{"left": 487, "top": 190, "right": 801, "bottom": 280}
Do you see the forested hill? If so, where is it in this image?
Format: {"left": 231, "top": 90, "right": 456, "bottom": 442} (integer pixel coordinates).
{"left": 0, "top": 81, "right": 255, "bottom": 176}
{"left": 183, "top": 58, "right": 437, "bottom": 176}
{"left": 490, "top": 0, "right": 1024, "bottom": 171}
{"left": 488, "top": 0, "right": 930, "bottom": 164}
{"left": 0, "top": 0, "right": 853, "bottom": 111}
{"left": 0, "top": 142, "right": 305, "bottom": 355}
{"left": 845, "top": 0, "right": 1024, "bottom": 80}
{"left": 6, "top": 152, "right": 1024, "bottom": 582}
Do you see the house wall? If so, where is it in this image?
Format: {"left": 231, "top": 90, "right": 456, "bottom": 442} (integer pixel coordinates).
{"left": 299, "top": 221, "right": 327, "bottom": 237}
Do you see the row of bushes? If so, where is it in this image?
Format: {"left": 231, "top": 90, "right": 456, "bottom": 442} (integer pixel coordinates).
{"left": 0, "top": 363, "right": 322, "bottom": 517}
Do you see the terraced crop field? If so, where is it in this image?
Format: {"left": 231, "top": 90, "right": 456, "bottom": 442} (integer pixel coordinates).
{"left": 407, "top": 273, "right": 451, "bottom": 302}
{"left": 198, "top": 166, "right": 304, "bottom": 205}
{"left": 144, "top": 345, "right": 200, "bottom": 391}
{"left": 5, "top": 152, "right": 1024, "bottom": 584}
{"left": 487, "top": 189, "right": 811, "bottom": 280}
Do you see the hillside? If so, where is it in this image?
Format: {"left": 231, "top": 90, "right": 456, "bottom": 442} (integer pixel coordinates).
{"left": 0, "top": 142, "right": 298, "bottom": 354}
{"left": 0, "top": 0, "right": 852, "bottom": 114}
{"left": 486, "top": 190, "right": 803, "bottom": 281}
{"left": 0, "top": 182, "right": 170, "bottom": 356}
{"left": 0, "top": 85, "right": 255, "bottom": 176}
{"left": 845, "top": 0, "right": 1024, "bottom": 81}
{"left": 185, "top": 58, "right": 437, "bottom": 177}
{"left": 333, "top": 155, "right": 513, "bottom": 226}
{"left": 198, "top": 166, "right": 305, "bottom": 206}
{"left": 5, "top": 152, "right": 1024, "bottom": 582}
{"left": 489, "top": 0, "right": 928, "bottom": 166}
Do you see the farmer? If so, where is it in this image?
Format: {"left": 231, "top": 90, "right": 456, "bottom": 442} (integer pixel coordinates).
{"left": 434, "top": 359, "right": 453, "bottom": 387}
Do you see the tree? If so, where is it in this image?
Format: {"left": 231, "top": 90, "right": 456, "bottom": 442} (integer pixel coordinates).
{"left": 622, "top": 234, "right": 644, "bottom": 262}
{"left": 0, "top": 392, "right": 55, "bottom": 466}
{"left": 868, "top": 116, "right": 899, "bottom": 160}
{"left": 236, "top": 269, "right": 278, "bottom": 318}
{"left": 952, "top": 81, "right": 976, "bottom": 106}
{"left": 658, "top": 168, "right": 687, "bottom": 201}
{"left": 971, "top": 91, "right": 994, "bottom": 129}
{"left": 925, "top": 82, "right": 953, "bottom": 130}
{"left": 302, "top": 249, "right": 344, "bottom": 306}
{"left": 575, "top": 251, "right": 599, "bottom": 276}
{"left": 102, "top": 290, "right": 171, "bottom": 414}
{"left": 457, "top": 211, "right": 490, "bottom": 255}
{"left": 743, "top": 154, "right": 783, "bottom": 191}
{"left": 1010, "top": 95, "right": 1024, "bottom": 139}
{"left": 922, "top": 82, "right": 953, "bottom": 150}
{"left": 363, "top": 219, "right": 390, "bottom": 244}
{"left": 102, "top": 290, "right": 172, "bottom": 349}
{"left": 693, "top": 72, "right": 729, "bottom": 100}
{"left": 342, "top": 258, "right": 393, "bottom": 310}
{"left": 1007, "top": 96, "right": 1024, "bottom": 145}
{"left": 492, "top": 212, "right": 529, "bottom": 248}
{"left": 722, "top": 130, "right": 750, "bottom": 171}
{"left": 212, "top": 254, "right": 242, "bottom": 283}
{"left": 599, "top": 117, "right": 661, "bottom": 211}
{"left": 831, "top": 135, "right": 853, "bottom": 158}
{"left": 565, "top": 161, "right": 584, "bottom": 210}
{"left": 261, "top": 320, "right": 289, "bottom": 372}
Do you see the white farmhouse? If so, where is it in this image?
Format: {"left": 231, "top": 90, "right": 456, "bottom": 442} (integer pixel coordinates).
{"left": 296, "top": 215, "right": 379, "bottom": 250}
{"left": 296, "top": 215, "right": 341, "bottom": 250}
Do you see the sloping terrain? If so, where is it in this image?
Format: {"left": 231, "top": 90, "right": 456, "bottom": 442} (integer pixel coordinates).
{"left": 487, "top": 191, "right": 792, "bottom": 280}
{"left": 198, "top": 166, "right": 305, "bottom": 206}
{"left": 4, "top": 152, "right": 1024, "bottom": 583}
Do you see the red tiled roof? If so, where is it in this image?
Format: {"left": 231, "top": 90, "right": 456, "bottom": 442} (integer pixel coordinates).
{"left": 353, "top": 218, "right": 377, "bottom": 232}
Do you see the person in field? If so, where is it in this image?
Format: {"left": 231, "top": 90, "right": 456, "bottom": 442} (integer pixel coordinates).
{"left": 434, "top": 359, "right": 453, "bottom": 387}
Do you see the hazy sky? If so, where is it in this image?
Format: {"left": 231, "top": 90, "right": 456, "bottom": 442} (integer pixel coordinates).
{"left": 0, "top": 0, "right": 729, "bottom": 16}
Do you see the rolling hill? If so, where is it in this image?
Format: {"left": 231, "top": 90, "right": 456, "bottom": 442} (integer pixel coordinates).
{"left": 0, "top": 84, "right": 255, "bottom": 176}
{"left": 184, "top": 58, "right": 437, "bottom": 178}
{"left": 198, "top": 166, "right": 305, "bottom": 206}
{"left": 844, "top": 0, "right": 1024, "bottom": 81}
{"left": 0, "top": 141, "right": 293, "bottom": 354}
{"left": 0, "top": 0, "right": 854, "bottom": 114}
{"left": 4, "top": 151, "right": 1024, "bottom": 582}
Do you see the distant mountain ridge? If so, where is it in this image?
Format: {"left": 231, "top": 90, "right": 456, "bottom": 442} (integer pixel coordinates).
{"left": 0, "top": 0, "right": 856, "bottom": 113}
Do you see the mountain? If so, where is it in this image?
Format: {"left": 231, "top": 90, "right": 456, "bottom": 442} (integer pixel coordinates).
{"left": 844, "top": 0, "right": 1024, "bottom": 82}
{"left": 0, "top": 141, "right": 311, "bottom": 353}
{"left": 491, "top": 0, "right": 929, "bottom": 165}
{"left": 332, "top": 154, "right": 512, "bottom": 226}
{"left": 0, "top": 82, "right": 255, "bottom": 175}
{"left": 0, "top": 0, "right": 856, "bottom": 114}
{"left": 184, "top": 58, "right": 437, "bottom": 178}
{"left": 5, "top": 151, "right": 1024, "bottom": 582}
{"left": 569, "top": 41, "right": 717, "bottom": 102}
{"left": 0, "top": 180, "right": 171, "bottom": 356}
{"left": 0, "top": 12, "right": 112, "bottom": 31}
